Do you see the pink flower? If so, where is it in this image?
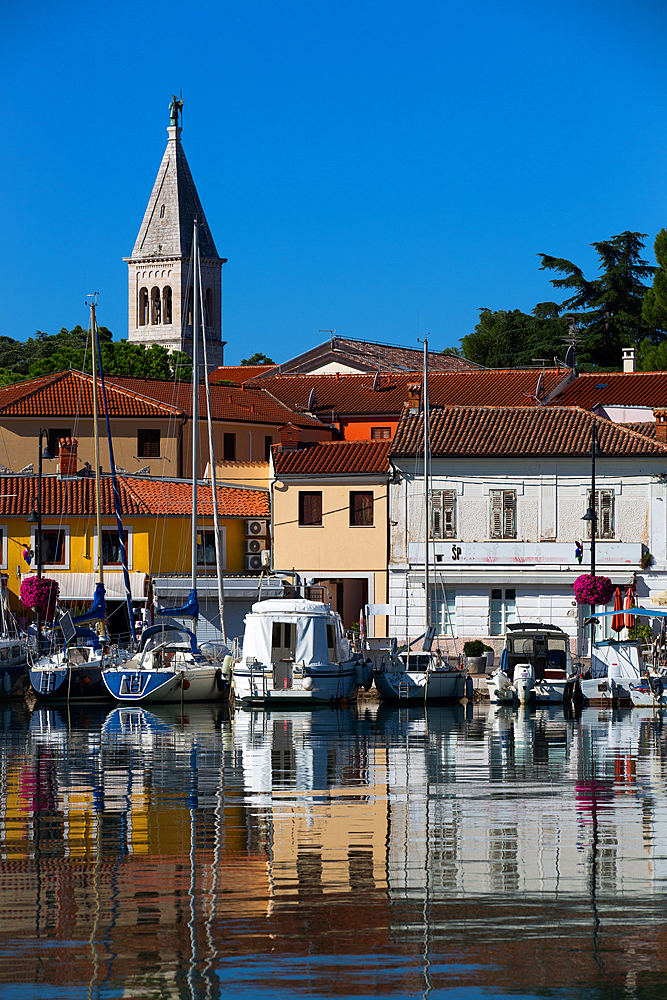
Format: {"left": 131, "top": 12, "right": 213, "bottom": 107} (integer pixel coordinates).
{"left": 573, "top": 574, "right": 613, "bottom": 606}
{"left": 20, "top": 577, "right": 59, "bottom": 622}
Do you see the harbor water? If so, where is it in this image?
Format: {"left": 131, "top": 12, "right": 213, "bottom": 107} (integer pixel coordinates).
{"left": 1, "top": 700, "right": 667, "bottom": 998}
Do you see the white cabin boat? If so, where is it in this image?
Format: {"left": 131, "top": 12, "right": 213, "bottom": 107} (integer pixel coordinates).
{"left": 373, "top": 650, "right": 465, "bottom": 702}
{"left": 487, "top": 623, "right": 577, "bottom": 705}
{"left": 579, "top": 639, "right": 644, "bottom": 705}
{"left": 232, "top": 598, "right": 368, "bottom": 705}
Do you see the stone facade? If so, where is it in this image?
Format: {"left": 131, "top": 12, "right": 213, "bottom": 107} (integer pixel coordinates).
{"left": 125, "top": 123, "right": 227, "bottom": 369}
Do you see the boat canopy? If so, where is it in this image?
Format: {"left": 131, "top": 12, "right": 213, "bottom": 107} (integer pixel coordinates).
{"left": 156, "top": 588, "right": 199, "bottom": 620}
{"left": 244, "top": 604, "right": 338, "bottom": 667}
{"left": 249, "top": 598, "right": 331, "bottom": 616}
{"left": 139, "top": 622, "right": 199, "bottom": 654}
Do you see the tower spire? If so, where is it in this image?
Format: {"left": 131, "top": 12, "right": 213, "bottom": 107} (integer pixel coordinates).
{"left": 124, "top": 98, "right": 227, "bottom": 369}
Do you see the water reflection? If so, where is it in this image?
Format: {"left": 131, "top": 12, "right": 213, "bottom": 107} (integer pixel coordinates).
{"left": 1, "top": 701, "right": 667, "bottom": 997}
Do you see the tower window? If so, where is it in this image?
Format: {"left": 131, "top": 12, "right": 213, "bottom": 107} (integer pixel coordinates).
{"left": 160, "top": 204, "right": 165, "bottom": 219}
{"left": 205, "top": 288, "right": 213, "bottom": 327}
{"left": 138, "top": 287, "right": 148, "bottom": 327}
{"left": 163, "top": 285, "right": 172, "bottom": 324}
{"left": 150, "top": 287, "right": 161, "bottom": 325}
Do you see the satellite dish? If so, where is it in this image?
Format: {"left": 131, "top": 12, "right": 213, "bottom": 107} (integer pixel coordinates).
{"left": 307, "top": 388, "right": 317, "bottom": 411}
{"left": 565, "top": 345, "right": 575, "bottom": 368}
{"left": 373, "top": 371, "right": 380, "bottom": 391}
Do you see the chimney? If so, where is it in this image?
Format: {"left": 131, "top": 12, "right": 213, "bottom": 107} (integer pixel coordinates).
{"left": 654, "top": 409, "right": 667, "bottom": 443}
{"left": 279, "top": 423, "right": 302, "bottom": 452}
{"left": 622, "top": 347, "right": 636, "bottom": 373}
{"left": 58, "top": 437, "right": 78, "bottom": 477}
{"left": 405, "top": 384, "right": 421, "bottom": 415}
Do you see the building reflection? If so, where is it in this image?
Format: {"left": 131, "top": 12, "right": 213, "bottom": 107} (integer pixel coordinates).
{"left": 0, "top": 701, "right": 667, "bottom": 996}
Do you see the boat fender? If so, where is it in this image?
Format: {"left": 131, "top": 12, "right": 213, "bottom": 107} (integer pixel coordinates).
{"left": 651, "top": 676, "right": 664, "bottom": 697}
{"left": 215, "top": 668, "right": 227, "bottom": 692}
{"left": 82, "top": 675, "right": 90, "bottom": 684}
{"left": 180, "top": 677, "right": 191, "bottom": 690}
{"left": 465, "top": 675, "right": 474, "bottom": 700}
{"left": 302, "top": 675, "right": 314, "bottom": 691}
{"left": 221, "top": 654, "right": 233, "bottom": 678}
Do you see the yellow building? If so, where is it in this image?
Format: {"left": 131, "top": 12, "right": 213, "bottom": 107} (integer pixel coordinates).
{"left": 271, "top": 436, "right": 391, "bottom": 636}
{"left": 0, "top": 470, "right": 271, "bottom": 639}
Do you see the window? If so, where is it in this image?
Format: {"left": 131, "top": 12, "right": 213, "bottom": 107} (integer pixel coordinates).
{"left": 41, "top": 530, "right": 65, "bottom": 566}
{"left": 150, "top": 286, "right": 161, "bottom": 325}
{"left": 223, "top": 433, "right": 236, "bottom": 461}
{"left": 138, "top": 287, "right": 148, "bottom": 326}
{"left": 137, "top": 429, "right": 160, "bottom": 458}
{"left": 265, "top": 436, "right": 273, "bottom": 462}
{"left": 162, "top": 285, "right": 172, "bottom": 324}
{"left": 197, "top": 530, "right": 217, "bottom": 566}
{"left": 371, "top": 427, "right": 391, "bottom": 440}
{"left": 327, "top": 623, "right": 337, "bottom": 661}
{"left": 490, "top": 588, "right": 516, "bottom": 635}
{"left": 160, "top": 204, "right": 166, "bottom": 219}
{"left": 205, "top": 288, "right": 213, "bottom": 327}
{"left": 350, "top": 491, "right": 373, "bottom": 526}
{"left": 0, "top": 526, "right": 7, "bottom": 570}
{"left": 101, "top": 529, "right": 129, "bottom": 566}
{"left": 430, "top": 490, "right": 456, "bottom": 538}
{"left": 271, "top": 622, "right": 296, "bottom": 660}
{"left": 47, "top": 429, "right": 71, "bottom": 457}
{"left": 430, "top": 586, "right": 456, "bottom": 635}
{"left": 490, "top": 490, "right": 516, "bottom": 539}
{"left": 586, "top": 489, "right": 615, "bottom": 539}
{"left": 299, "top": 491, "right": 322, "bottom": 526}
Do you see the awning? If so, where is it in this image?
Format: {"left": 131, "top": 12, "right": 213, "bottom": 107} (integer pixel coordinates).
{"left": 43, "top": 572, "right": 148, "bottom": 602}
{"left": 152, "top": 575, "right": 284, "bottom": 601}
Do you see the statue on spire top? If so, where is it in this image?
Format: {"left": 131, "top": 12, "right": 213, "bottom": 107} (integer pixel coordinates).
{"left": 169, "top": 95, "right": 183, "bottom": 127}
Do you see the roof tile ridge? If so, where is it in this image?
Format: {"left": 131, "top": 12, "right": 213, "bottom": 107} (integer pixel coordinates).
{"left": 104, "top": 377, "right": 185, "bottom": 416}
{"left": 592, "top": 416, "right": 667, "bottom": 451}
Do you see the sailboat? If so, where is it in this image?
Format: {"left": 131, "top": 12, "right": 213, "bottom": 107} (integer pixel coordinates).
{"left": 29, "top": 297, "right": 132, "bottom": 701}
{"left": 102, "top": 220, "right": 231, "bottom": 705}
{"left": 373, "top": 338, "right": 465, "bottom": 702}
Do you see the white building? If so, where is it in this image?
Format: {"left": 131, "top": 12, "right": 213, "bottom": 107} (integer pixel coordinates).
{"left": 388, "top": 404, "right": 667, "bottom": 658}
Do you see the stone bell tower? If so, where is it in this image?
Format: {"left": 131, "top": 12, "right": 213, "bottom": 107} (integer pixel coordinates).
{"left": 124, "top": 97, "right": 227, "bottom": 368}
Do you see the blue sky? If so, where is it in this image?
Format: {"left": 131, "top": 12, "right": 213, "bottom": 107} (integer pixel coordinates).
{"left": 3, "top": 0, "right": 667, "bottom": 364}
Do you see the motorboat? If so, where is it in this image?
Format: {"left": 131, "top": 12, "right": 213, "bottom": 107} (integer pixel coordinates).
{"left": 629, "top": 675, "right": 667, "bottom": 709}
{"left": 232, "top": 597, "right": 368, "bottom": 705}
{"left": 102, "top": 618, "right": 230, "bottom": 704}
{"left": 487, "top": 623, "right": 578, "bottom": 705}
{"left": 373, "top": 649, "right": 465, "bottom": 702}
{"left": 579, "top": 639, "right": 645, "bottom": 706}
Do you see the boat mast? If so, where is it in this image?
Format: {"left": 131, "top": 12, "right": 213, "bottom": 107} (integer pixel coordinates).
{"left": 90, "top": 297, "right": 104, "bottom": 600}
{"left": 198, "top": 259, "right": 227, "bottom": 645}
{"left": 191, "top": 221, "right": 200, "bottom": 604}
{"left": 423, "top": 336, "right": 430, "bottom": 636}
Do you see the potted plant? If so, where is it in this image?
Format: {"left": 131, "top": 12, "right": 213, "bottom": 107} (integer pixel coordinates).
{"left": 573, "top": 574, "right": 613, "bottom": 606}
{"left": 482, "top": 642, "right": 494, "bottom": 668}
{"left": 20, "top": 576, "right": 59, "bottom": 623}
{"left": 463, "top": 639, "right": 487, "bottom": 673}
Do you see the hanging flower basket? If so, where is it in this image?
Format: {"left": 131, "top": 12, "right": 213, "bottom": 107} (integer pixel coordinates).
{"left": 20, "top": 576, "right": 59, "bottom": 622}
{"left": 573, "top": 574, "right": 613, "bottom": 606}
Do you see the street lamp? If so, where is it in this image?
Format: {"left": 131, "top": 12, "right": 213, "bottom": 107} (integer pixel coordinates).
{"left": 26, "top": 430, "right": 54, "bottom": 647}
{"left": 581, "top": 421, "right": 603, "bottom": 642}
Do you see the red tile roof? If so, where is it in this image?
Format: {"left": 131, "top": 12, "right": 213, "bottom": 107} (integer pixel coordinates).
{"left": 256, "top": 369, "right": 568, "bottom": 418}
{"left": 273, "top": 439, "right": 391, "bottom": 476}
{"left": 622, "top": 421, "right": 656, "bottom": 438}
{"left": 265, "top": 336, "right": 482, "bottom": 375}
{"left": 0, "top": 371, "right": 183, "bottom": 418}
{"left": 108, "top": 377, "right": 325, "bottom": 427}
{"left": 390, "top": 407, "right": 667, "bottom": 457}
{"left": 0, "top": 475, "right": 269, "bottom": 519}
{"left": 552, "top": 371, "right": 667, "bottom": 410}
{"left": 0, "top": 370, "right": 325, "bottom": 429}
{"left": 209, "top": 365, "right": 277, "bottom": 383}
{"left": 126, "top": 478, "right": 270, "bottom": 517}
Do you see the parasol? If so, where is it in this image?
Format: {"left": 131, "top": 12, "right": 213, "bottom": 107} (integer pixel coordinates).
{"left": 611, "top": 587, "right": 624, "bottom": 633}
{"left": 624, "top": 586, "right": 635, "bottom": 630}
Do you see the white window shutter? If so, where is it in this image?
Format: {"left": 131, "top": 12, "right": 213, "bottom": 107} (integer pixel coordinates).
{"left": 490, "top": 491, "right": 502, "bottom": 538}
{"left": 503, "top": 490, "right": 516, "bottom": 538}
{"left": 443, "top": 491, "right": 456, "bottom": 538}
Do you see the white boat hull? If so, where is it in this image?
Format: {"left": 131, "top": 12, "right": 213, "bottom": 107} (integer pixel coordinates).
{"left": 103, "top": 663, "right": 228, "bottom": 703}
{"left": 373, "top": 666, "right": 465, "bottom": 702}
{"left": 233, "top": 662, "right": 359, "bottom": 704}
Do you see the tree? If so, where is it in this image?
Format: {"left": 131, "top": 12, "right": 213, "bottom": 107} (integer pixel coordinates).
{"left": 461, "top": 307, "right": 568, "bottom": 368}
{"left": 537, "top": 231, "right": 660, "bottom": 368}
{"left": 240, "top": 352, "right": 275, "bottom": 365}
{"left": 643, "top": 229, "right": 667, "bottom": 330}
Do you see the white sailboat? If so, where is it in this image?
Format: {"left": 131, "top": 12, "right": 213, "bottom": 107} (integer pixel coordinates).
{"left": 373, "top": 338, "right": 465, "bottom": 702}
{"left": 102, "top": 219, "right": 230, "bottom": 705}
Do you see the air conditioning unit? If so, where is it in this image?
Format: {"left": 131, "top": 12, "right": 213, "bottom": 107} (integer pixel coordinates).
{"left": 246, "top": 519, "right": 268, "bottom": 537}
{"left": 245, "top": 554, "right": 263, "bottom": 571}
{"left": 245, "top": 538, "right": 267, "bottom": 554}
